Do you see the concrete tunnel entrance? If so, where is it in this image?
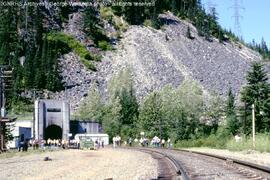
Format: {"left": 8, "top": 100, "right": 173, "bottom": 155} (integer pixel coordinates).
{"left": 44, "top": 125, "right": 62, "bottom": 140}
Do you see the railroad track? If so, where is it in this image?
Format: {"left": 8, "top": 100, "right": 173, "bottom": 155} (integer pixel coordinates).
{"left": 136, "top": 148, "right": 186, "bottom": 179}
{"left": 133, "top": 147, "right": 270, "bottom": 180}
{"left": 177, "top": 149, "right": 270, "bottom": 176}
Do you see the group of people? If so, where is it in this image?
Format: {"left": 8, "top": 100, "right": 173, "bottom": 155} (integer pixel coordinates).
{"left": 127, "top": 137, "right": 149, "bottom": 147}
{"left": 18, "top": 138, "right": 71, "bottom": 152}
{"left": 44, "top": 139, "right": 69, "bottom": 149}
{"left": 94, "top": 139, "right": 105, "bottom": 150}
{"left": 112, "top": 136, "right": 121, "bottom": 148}
{"left": 118, "top": 136, "right": 172, "bottom": 148}
{"left": 151, "top": 136, "right": 172, "bottom": 148}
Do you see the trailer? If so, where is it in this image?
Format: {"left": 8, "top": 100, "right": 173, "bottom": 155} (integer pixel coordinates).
{"left": 74, "top": 133, "right": 109, "bottom": 149}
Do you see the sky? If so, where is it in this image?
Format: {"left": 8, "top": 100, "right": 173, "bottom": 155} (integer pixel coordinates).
{"left": 201, "top": 0, "right": 270, "bottom": 47}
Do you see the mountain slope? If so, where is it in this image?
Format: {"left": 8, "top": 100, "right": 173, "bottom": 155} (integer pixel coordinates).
{"left": 48, "top": 12, "right": 265, "bottom": 111}
{"left": 98, "top": 13, "right": 261, "bottom": 101}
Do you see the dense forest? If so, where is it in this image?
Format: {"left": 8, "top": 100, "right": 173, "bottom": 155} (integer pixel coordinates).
{"left": 0, "top": 1, "right": 102, "bottom": 110}
{"left": 78, "top": 62, "right": 270, "bottom": 150}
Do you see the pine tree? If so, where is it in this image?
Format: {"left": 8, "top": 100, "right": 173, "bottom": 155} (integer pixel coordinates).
{"left": 0, "top": 122, "right": 14, "bottom": 145}
{"left": 241, "top": 62, "right": 270, "bottom": 134}
{"left": 84, "top": 6, "right": 107, "bottom": 43}
{"left": 218, "top": 29, "right": 224, "bottom": 42}
{"left": 226, "top": 87, "right": 239, "bottom": 135}
{"left": 151, "top": 6, "right": 160, "bottom": 29}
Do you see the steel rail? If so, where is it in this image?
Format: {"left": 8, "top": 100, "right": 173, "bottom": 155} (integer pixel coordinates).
{"left": 136, "top": 147, "right": 190, "bottom": 180}
{"left": 175, "top": 149, "right": 270, "bottom": 174}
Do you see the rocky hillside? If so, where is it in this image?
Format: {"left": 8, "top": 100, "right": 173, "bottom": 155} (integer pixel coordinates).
{"left": 49, "top": 12, "right": 266, "bottom": 112}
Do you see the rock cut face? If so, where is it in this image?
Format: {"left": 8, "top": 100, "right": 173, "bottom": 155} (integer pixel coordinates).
{"left": 52, "top": 13, "right": 263, "bottom": 111}
{"left": 99, "top": 13, "right": 261, "bottom": 101}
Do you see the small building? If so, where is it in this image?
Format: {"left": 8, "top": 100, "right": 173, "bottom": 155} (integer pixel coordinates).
{"left": 74, "top": 133, "right": 109, "bottom": 145}
{"left": 7, "top": 120, "right": 32, "bottom": 149}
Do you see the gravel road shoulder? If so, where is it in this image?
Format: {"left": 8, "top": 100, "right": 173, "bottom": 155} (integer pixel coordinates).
{"left": 0, "top": 148, "right": 158, "bottom": 180}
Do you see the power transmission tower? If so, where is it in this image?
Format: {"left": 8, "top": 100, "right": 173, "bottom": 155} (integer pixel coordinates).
{"left": 207, "top": 0, "right": 217, "bottom": 16}
{"left": 231, "top": 0, "right": 244, "bottom": 38}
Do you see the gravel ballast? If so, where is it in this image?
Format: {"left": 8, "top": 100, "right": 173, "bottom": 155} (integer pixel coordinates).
{"left": 0, "top": 148, "right": 158, "bottom": 180}
{"left": 184, "top": 147, "right": 270, "bottom": 167}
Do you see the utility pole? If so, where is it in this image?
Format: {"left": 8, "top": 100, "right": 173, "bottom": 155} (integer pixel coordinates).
{"left": 252, "top": 103, "right": 256, "bottom": 149}
{"left": 33, "top": 89, "right": 36, "bottom": 139}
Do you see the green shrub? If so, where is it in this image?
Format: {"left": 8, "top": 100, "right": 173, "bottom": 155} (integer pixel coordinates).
{"left": 98, "top": 40, "right": 112, "bottom": 51}
{"left": 46, "top": 32, "right": 96, "bottom": 70}
{"left": 175, "top": 127, "right": 230, "bottom": 149}
{"left": 175, "top": 135, "right": 227, "bottom": 149}
{"left": 93, "top": 55, "right": 102, "bottom": 62}
{"left": 81, "top": 59, "right": 96, "bottom": 71}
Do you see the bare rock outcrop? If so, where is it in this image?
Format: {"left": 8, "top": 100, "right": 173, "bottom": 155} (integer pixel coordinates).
{"left": 50, "top": 12, "right": 264, "bottom": 112}
{"left": 98, "top": 13, "right": 261, "bottom": 102}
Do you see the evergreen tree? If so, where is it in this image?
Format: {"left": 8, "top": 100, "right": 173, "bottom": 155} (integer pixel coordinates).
{"left": 84, "top": 6, "right": 108, "bottom": 43}
{"left": 0, "top": 122, "right": 14, "bottom": 144}
{"left": 0, "top": 7, "right": 18, "bottom": 65}
{"left": 241, "top": 62, "right": 270, "bottom": 134}
{"left": 218, "top": 29, "right": 225, "bottom": 42}
{"left": 226, "top": 87, "right": 239, "bottom": 135}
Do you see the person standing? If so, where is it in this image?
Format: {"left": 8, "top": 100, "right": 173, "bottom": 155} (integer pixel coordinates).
{"left": 101, "top": 139, "right": 104, "bottom": 148}
{"left": 161, "top": 139, "right": 165, "bottom": 148}
{"left": 167, "top": 138, "right": 171, "bottom": 149}
{"left": 128, "top": 137, "right": 132, "bottom": 147}
{"left": 113, "top": 137, "right": 116, "bottom": 148}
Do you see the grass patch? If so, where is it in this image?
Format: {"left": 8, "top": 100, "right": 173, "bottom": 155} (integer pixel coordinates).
{"left": 175, "top": 133, "right": 270, "bottom": 153}
{"left": 47, "top": 32, "right": 96, "bottom": 71}
{"left": 226, "top": 133, "right": 270, "bottom": 152}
